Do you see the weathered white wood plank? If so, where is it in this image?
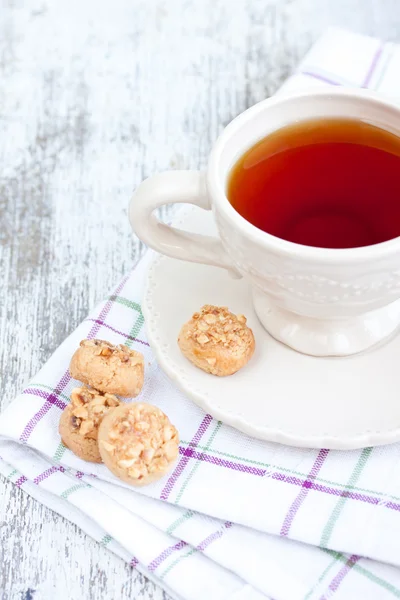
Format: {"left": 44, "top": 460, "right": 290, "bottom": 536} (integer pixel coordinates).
{"left": 1, "top": 0, "right": 400, "bottom": 598}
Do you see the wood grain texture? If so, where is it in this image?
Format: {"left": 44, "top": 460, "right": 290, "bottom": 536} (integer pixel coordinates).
{"left": 1, "top": 0, "right": 400, "bottom": 598}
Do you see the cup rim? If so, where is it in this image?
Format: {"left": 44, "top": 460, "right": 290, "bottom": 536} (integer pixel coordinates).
{"left": 207, "top": 87, "right": 400, "bottom": 263}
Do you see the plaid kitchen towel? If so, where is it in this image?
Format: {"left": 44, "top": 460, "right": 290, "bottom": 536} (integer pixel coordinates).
{"left": 2, "top": 28, "right": 400, "bottom": 600}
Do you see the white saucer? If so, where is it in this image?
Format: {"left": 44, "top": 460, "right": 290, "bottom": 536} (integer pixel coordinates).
{"left": 143, "top": 207, "right": 400, "bottom": 450}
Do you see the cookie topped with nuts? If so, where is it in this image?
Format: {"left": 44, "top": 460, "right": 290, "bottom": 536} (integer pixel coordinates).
{"left": 70, "top": 339, "right": 144, "bottom": 397}
{"left": 98, "top": 402, "right": 179, "bottom": 486}
{"left": 178, "top": 305, "right": 255, "bottom": 376}
{"left": 69, "top": 386, "right": 120, "bottom": 438}
{"left": 58, "top": 387, "right": 120, "bottom": 463}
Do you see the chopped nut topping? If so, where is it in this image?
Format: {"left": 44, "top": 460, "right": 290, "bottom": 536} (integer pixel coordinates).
{"left": 118, "top": 458, "right": 136, "bottom": 468}
{"left": 73, "top": 406, "right": 88, "bottom": 419}
{"left": 204, "top": 313, "right": 217, "bottom": 324}
{"left": 100, "top": 346, "right": 113, "bottom": 357}
{"left": 185, "top": 305, "right": 252, "bottom": 356}
{"left": 70, "top": 387, "right": 121, "bottom": 438}
{"left": 80, "top": 339, "right": 143, "bottom": 367}
{"left": 197, "top": 320, "right": 209, "bottom": 332}
{"left": 102, "top": 403, "right": 179, "bottom": 482}
{"left": 70, "top": 415, "right": 80, "bottom": 429}
{"left": 101, "top": 440, "right": 116, "bottom": 453}
{"left": 80, "top": 419, "right": 94, "bottom": 437}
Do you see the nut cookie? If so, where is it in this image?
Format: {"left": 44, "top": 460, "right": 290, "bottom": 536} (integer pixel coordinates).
{"left": 178, "top": 305, "right": 255, "bottom": 376}
{"left": 70, "top": 339, "right": 144, "bottom": 397}
{"left": 59, "top": 406, "right": 102, "bottom": 462}
{"left": 58, "top": 387, "right": 120, "bottom": 463}
{"left": 98, "top": 403, "right": 179, "bottom": 486}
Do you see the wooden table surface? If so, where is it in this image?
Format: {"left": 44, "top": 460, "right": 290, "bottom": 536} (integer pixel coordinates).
{"left": 1, "top": 0, "right": 400, "bottom": 598}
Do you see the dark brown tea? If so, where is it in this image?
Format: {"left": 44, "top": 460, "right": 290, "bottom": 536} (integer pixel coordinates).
{"left": 227, "top": 119, "right": 400, "bottom": 249}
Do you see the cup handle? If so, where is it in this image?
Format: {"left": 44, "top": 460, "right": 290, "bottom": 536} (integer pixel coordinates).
{"left": 129, "top": 170, "right": 238, "bottom": 274}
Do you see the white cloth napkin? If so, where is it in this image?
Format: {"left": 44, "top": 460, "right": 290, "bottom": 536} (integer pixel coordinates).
{"left": 2, "top": 28, "right": 400, "bottom": 600}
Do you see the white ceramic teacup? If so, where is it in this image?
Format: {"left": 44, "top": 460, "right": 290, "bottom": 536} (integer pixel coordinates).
{"left": 129, "top": 88, "right": 400, "bottom": 357}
